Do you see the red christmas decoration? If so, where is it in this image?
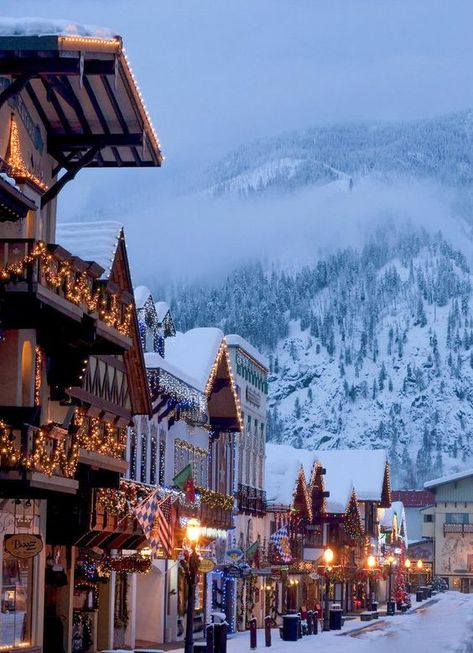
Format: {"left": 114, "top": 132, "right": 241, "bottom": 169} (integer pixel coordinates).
{"left": 393, "top": 543, "right": 409, "bottom": 604}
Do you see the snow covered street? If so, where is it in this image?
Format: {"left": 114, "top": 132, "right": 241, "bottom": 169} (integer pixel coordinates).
{"left": 168, "top": 593, "right": 473, "bottom": 653}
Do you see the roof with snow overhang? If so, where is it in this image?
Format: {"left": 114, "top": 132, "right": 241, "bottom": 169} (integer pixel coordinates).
{"left": 226, "top": 333, "right": 269, "bottom": 370}
{"left": 424, "top": 468, "right": 473, "bottom": 489}
{"left": 56, "top": 221, "right": 122, "bottom": 279}
{"left": 265, "top": 443, "right": 389, "bottom": 513}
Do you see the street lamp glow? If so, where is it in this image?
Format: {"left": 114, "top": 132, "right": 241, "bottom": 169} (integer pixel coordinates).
{"left": 186, "top": 518, "right": 202, "bottom": 545}
{"left": 323, "top": 547, "right": 334, "bottom": 565}
{"left": 417, "top": 559, "right": 424, "bottom": 570}
{"left": 367, "top": 555, "right": 376, "bottom": 569}
{"left": 387, "top": 555, "right": 395, "bottom": 565}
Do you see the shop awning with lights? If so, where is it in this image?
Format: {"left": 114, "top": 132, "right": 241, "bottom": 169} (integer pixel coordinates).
{"left": 0, "top": 33, "right": 163, "bottom": 206}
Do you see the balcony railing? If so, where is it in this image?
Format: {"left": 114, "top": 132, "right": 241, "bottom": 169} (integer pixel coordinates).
{"left": 0, "top": 411, "right": 127, "bottom": 484}
{"left": 236, "top": 483, "right": 267, "bottom": 515}
{"left": 0, "top": 239, "right": 132, "bottom": 338}
{"left": 444, "top": 523, "right": 473, "bottom": 535}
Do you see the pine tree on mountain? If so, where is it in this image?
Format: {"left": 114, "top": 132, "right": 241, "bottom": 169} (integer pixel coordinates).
{"left": 379, "top": 362, "right": 387, "bottom": 391}
{"left": 294, "top": 397, "right": 301, "bottom": 419}
{"left": 372, "top": 379, "right": 377, "bottom": 400}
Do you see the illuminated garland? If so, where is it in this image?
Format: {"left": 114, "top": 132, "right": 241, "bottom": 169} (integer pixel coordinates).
{"left": 196, "top": 486, "right": 234, "bottom": 512}
{"left": 291, "top": 465, "right": 312, "bottom": 523}
{"left": 0, "top": 241, "right": 132, "bottom": 336}
{"left": 75, "top": 410, "right": 127, "bottom": 459}
{"left": 98, "top": 553, "right": 152, "bottom": 576}
{"left": 97, "top": 479, "right": 152, "bottom": 518}
{"left": 5, "top": 115, "right": 48, "bottom": 191}
{"left": 34, "top": 346, "right": 42, "bottom": 406}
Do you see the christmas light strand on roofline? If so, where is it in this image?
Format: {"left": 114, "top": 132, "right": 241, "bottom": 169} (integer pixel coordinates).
{"left": 205, "top": 339, "right": 243, "bottom": 431}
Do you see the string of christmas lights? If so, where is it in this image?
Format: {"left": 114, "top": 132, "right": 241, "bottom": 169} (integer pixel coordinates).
{"left": 5, "top": 115, "right": 48, "bottom": 191}
{"left": 0, "top": 241, "right": 133, "bottom": 336}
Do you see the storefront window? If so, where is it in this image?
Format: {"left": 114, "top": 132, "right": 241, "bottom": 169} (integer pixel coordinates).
{"left": 1, "top": 551, "right": 33, "bottom": 648}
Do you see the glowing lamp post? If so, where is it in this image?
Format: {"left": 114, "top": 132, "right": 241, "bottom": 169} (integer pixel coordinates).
{"left": 416, "top": 559, "right": 424, "bottom": 571}
{"left": 366, "top": 555, "right": 377, "bottom": 609}
{"left": 404, "top": 558, "right": 411, "bottom": 593}
{"left": 183, "top": 518, "right": 202, "bottom": 653}
{"left": 323, "top": 547, "right": 334, "bottom": 631}
{"left": 386, "top": 555, "right": 396, "bottom": 614}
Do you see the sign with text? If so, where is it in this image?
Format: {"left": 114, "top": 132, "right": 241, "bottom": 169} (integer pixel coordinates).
{"left": 5, "top": 533, "right": 43, "bottom": 559}
{"left": 199, "top": 558, "right": 216, "bottom": 573}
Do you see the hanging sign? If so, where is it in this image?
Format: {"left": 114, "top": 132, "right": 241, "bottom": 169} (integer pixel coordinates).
{"left": 199, "top": 558, "right": 216, "bottom": 573}
{"left": 5, "top": 533, "right": 43, "bottom": 559}
{"left": 225, "top": 548, "right": 243, "bottom": 563}
{"left": 225, "top": 565, "right": 242, "bottom": 579}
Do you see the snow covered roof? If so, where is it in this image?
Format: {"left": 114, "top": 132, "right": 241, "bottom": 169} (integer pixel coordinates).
{"left": 0, "top": 17, "right": 117, "bottom": 39}
{"left": 424, "top": 468, "right": 473, "bottom": 489}
{"left": 155, "top": 301, "right": 171, "bottom": 323}
{"left": 144, "top": 351, "right": 201, "bottom": 392}
{"left": 134, "top": 286, "right": 152, "bottom": 310}
{"left": 226, "top": 333, "right": 269, "bottom": 370}
{"left": 265, "top": 444, "right": 388, "bottom": 513}
{"left": 55, "top": 221, "right": 122, "bottom": 279}
{"left": 165, "top": 328, "right": 224, "bottom": 393}
{"left": 391, "top": 490, "right": 434, "bottom": 507}
{"left": 380, "top": 501, "right": 405, "bottom": 529}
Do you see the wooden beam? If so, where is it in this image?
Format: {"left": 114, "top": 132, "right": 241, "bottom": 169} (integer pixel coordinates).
{"left": 0, "top": 75, "right": 30, "bottom": 110}
{"left": 41, "top": 145, "right": 101, "bottom": 207}
{"left": 0, "top": 58, "right": 116, "bottom": 76}
{"left": 48, "top": 133, "right": 144, "bottom": 149}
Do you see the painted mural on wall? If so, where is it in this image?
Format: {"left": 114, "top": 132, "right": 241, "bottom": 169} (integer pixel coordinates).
{"left": 438, "top": 535, "right": 473, "bottom": 574}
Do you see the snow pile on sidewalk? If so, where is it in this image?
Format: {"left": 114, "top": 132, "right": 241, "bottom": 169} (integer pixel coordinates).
{"left": 167, "top": 592, "right": 473, "bottom": 652}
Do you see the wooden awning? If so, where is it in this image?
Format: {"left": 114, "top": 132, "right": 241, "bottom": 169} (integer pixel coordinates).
{"left": 0, "top": 34, "right": 163, "bottom": 206}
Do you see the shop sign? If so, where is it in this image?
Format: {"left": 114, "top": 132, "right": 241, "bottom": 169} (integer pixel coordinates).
{"left": 309, "top": 572, "right": 320, "bottom": 581}
{"left": 225, "top": 547, "right": 243, "bottom": 563}
{"left": 226, "top": 565, "right": 242, "bottom": 578}
{"left": 199, "top": 558, "right": 216, "bottom": 573}
{"left": 5, "top": 533, "right": 43, "bottom": 559}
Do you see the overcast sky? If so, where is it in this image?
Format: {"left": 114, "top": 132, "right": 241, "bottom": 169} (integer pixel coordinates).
{"left": 2, "top": 1, "right": 473, "bottom": 281}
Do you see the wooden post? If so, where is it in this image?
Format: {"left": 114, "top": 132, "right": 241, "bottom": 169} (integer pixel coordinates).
{"left": 250, "top": 617, "right": 257, "bottom": 650}
{"left": 264, "top": 616, "right": 271, "bottom": 647}
{"left": 206, "top": 624, "right": 214, "bottom": 653}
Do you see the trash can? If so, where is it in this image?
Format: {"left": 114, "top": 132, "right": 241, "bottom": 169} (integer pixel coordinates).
{"left": 421, "top": 586, "right": 429, "bottom": 600}
{"left": 371, "top": 601, "right": 378, "bottom": 612}
{"left": 386, "top": 600, "right": 396, "bottom": 615}
{"left": 427, "top": 587, "right": 432, "bottom": 598}
{"left": 416, "top": 590, "right": 423, "bottom": 602}
{"left": 282, "top": 615, "right": 300, "bottom": 641}
{"left": 329, "top": 606, "right": 343, "bottom": 630}
{"left": 193, "top": 644, "right": 207, "bottom": 653}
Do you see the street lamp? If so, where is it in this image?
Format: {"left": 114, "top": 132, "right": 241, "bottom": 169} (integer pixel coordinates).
{"left": 182, "top": 518, "right": 202, "bottom": 653}
{"left": 366, "top": 555, "right": 376, "bottom": 609}
{"left": 404, "top": 558, "right": 411, "bottom": 594}
{"left": 323, "top": 547, "right": 334, "bottom": 631}
{"left": 416, "top": 559, "right": 424, "bottom": 571}
{"left": 386, "top": 555, "right": 396, "bottom": 612}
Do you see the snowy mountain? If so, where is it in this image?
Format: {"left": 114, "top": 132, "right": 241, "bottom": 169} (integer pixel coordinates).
{"left": 164, "top": 227, "right": 473, "bottom": 488}
{"left": 206, "top": 111, "right": 473, "bottom": 202}
{"left": 156, "top": 111, "right": 473, "bottom": 489}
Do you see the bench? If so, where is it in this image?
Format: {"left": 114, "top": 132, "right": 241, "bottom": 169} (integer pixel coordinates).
{"left": 360, "top": 611, "right": 378, "bottom": 621}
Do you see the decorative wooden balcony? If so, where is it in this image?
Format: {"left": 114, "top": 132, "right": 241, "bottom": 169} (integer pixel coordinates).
{"left": 0, "top": 410, "right": 127, "bottom": 495}
{"left": 444, "top": 523, "right": 473, "bottom": 536}
{"left": 236, "top": 483, "right": 266, "bottom": 516}
{"left": 0, "top": 239, "right": 132, "bottom": 352}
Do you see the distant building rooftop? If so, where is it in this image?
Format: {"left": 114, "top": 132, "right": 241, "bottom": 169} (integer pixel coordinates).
{"left": 391, "top": 490, "right": 435, "bottom": 507}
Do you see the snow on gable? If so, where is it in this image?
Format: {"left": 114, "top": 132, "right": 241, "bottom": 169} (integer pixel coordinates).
{"left": 55, "top": 221, "right": 122, "bottom": 279}
{"left": 424, "top": 467, "right": 473, "bottom": 489}
{"left": 155, "top": 301, "right": 171, "bottom": 323}
{"left": 0, "top": 17, "right": 116, "bottom": 39}
{"left": 165, "top": 328, "right": 224, "bottom": 393}
{"left": 134, "top": 285, "right": 152, "bottom": 310}
{"left": 265, "top": 444, "right": 388, "bottom": 514}
{"left": 315, "top": 450, "right": 387, "bottom": 504}
{"left": 226, "top": 333, "right": 269, "bottom": 370}
{"left": 265, "top": 443, "right": 316, "bottom": 507}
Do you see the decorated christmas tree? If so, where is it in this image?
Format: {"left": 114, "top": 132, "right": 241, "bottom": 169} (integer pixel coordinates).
{"left": 393, "top": 544, "right": 409, "bottom": 604}
{"left": 342, "top": 490, "right": 364, "bottom": 543}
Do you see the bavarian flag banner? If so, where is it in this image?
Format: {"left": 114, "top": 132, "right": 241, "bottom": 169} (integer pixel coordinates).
{"left": 270, "top": 526, "right": 292, "bottom": 562}
{"left": 172, "top": 463, "right": 196, "bottom": 502}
